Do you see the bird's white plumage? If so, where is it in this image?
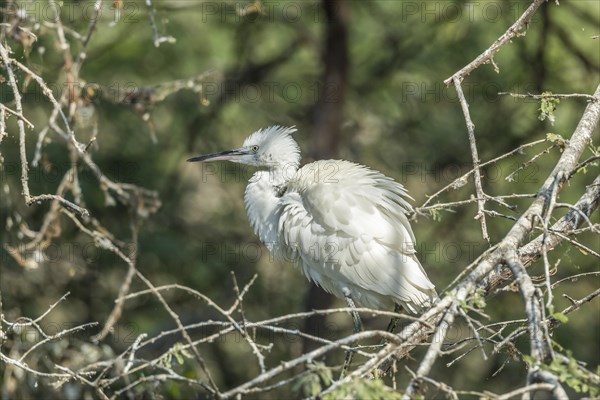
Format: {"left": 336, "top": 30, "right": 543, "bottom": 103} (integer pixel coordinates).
{"left": 195, "top": 126, "right": 437, "bottom": 313}
{"left": 277, "top": 160, "right": 436, "bottom": 312}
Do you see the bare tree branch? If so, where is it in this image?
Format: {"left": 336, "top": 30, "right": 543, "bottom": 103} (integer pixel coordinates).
{"left": 444, "top": 0, "right": 548, "bottom": 85}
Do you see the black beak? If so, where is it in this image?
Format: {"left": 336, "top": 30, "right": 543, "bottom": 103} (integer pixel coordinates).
{"left": 187, "top": 148, "right": 249, "bottom": 162}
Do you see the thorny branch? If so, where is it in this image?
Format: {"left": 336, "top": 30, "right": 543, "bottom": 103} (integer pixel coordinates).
{"left": 498, "top": 91, "right": 599, "bottom": 102}
{"left": 453, "top": 76, "right": 490, "bottom": 242}
{"left": 373, "top": 38, "right": 599, "bottom": 400}
{"left": 443, "top": 0, "right": 548, "bottom": 85}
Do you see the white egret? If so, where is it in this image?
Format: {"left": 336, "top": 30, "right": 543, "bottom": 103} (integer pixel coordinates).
{"left": 188, "top": 126, "right": 437, "bottom": 319}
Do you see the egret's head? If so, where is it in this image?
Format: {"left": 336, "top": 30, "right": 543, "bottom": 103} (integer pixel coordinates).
{"left": 187, "top": 126, "right": 300, "bottom": 170}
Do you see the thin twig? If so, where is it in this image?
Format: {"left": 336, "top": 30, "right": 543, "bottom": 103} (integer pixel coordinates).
{"left": 498, "top": 92, "right": 599, "bottom": 102}
{"left": 452, "top": 77, "right": 489, "bottom": 242}
{"left": 0, "top": 103, "right": 34, "bottom": 128}
{"left": 420, "top": 139, "right": 545, "bottom": 210}
{"left": 145, "top": 0, "right": 176, "bottom": 47}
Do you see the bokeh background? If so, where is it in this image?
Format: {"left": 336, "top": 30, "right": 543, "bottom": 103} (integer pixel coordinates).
{"left": 1, "top": 0, "right": 598, "bottom": 398}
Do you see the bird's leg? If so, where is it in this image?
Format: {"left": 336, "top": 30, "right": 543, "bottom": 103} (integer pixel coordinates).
{"left": 345, "top": 295, "right": 363, "bottom": 334}
{"left": 341, "top": 290, "right": 362, "bottom": 379}
{"left": 385, "top": 303, "right": 402, "bottom": 334}
{"left": 378, "top": 303, "right": 403, "bottom": 350}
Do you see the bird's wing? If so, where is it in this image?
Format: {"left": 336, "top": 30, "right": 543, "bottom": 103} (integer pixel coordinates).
{"left": 278, "top": 160, "right": 436, "bottom": 310}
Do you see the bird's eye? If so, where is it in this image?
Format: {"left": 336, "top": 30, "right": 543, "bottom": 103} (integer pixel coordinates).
{"left": 251, "top": 145, "right": 259, "bottom": 153}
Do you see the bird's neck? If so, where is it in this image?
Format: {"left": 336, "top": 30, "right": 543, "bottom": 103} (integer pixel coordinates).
{"left": 244, "top": 166, "right": 297, "bottom": 247}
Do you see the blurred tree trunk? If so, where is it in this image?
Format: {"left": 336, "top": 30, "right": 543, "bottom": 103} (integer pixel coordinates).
{"left": 533, "top": 4, "right": 549, "bottom": 92}
{"left": 303, "top": 0, "right": 349, "bottom": 353}
{"left": 311, "top": 0, "right": 348, "bottom": 159}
